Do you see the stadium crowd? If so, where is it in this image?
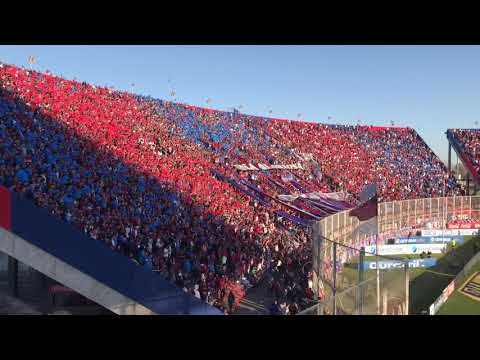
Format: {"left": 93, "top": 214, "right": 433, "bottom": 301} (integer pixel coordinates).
{"left": 0, "top": 62, "right": 463, "bottom": 313}
{"left": 448, "top": 129, "right": 480, "bottom": 176}
{"left": 262, "top": 120, "right": 462, "bottom": 201}
{"left": 143, "top": 99, "right": 462, "bottom": 202}
{"left": 0, "top": 63, "right": 317, "bottom": 312}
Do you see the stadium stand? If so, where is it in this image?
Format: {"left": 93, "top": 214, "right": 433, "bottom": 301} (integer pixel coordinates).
{"left": 0, "top": 62, "right": 463, "bottom": 313}
{"left": 446, "top": 129, "right": 480, "bottom": 185}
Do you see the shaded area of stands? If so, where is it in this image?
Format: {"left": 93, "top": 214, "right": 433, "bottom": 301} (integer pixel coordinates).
{"left": 0, "top": 85, "right": 245, "bottom": 313}
{"left": 3, "top": 188, "right": 221, "bottom": 314}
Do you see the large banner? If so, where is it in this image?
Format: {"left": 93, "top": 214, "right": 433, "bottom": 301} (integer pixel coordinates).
{"left": 422, "top": 229, "right": 479, "bottom": 237}
{"left": 278, "top": 191, "right": 350, "bottom": 203}
{"left": 364, "top": 243, "right": 447, "bottom": 256}
{"left": 233, "top": 164, "right": 258, "bottom": 171}
{"left": 233, "top": 163, "right": 304, "bottom": 171}
{"left": 363, "top": 258, "right": 437, "bottom": 271}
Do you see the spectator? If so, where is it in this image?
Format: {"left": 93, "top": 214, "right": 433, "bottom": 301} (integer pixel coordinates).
{"left": 227, "top": 290, "right": 236, "bottom": 314}
{"left": 269, "top": 300, "right": 281, "bottom": 315}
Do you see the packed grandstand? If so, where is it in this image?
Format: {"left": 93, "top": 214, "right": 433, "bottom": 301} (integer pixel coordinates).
{"left": 0, "top": 62, "right": 468, "bottom": 314}
{"left": 447, "top": 129, "right": 480, "bottom": 183}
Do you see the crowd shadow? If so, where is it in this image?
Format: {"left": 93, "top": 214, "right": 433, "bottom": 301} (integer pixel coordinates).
{"left": 0, "top": 88, "right": 264, "bottom": 313}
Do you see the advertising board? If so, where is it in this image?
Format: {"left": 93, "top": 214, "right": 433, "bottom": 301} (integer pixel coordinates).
{"left": 421, "top": 229, "right": 478, "bottom": 237}
{"left": 395, "top": 236, "right": 464, "bottom": 245}
{"left": 459, "top": 272, "right": 480, "bottom": 302}
{"left": 364, "top": 243, "right": 447, "bottom": 256}
{"left": 429, "top": 280, "right": 455, "bottom": 315}
{"left": 447, "top": 221, "right": 480, "bottom": 230}
{"left": 363, "top": 258, "right": 437, "bottom": 271}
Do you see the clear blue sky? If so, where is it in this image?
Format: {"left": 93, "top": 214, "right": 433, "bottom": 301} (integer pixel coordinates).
{"left": 1, "top": 45, "right": 479, "bottom": 163}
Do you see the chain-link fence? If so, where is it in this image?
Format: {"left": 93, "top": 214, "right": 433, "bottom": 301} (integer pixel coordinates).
{"left": 315, "top": 197, "right": 480, "bottom": 250}
{"left": 378, "top": 196, "right": 480, "bottom": 235}
{"left": 302, "top": 237, "right": 409, "bottom": 315}
{"left": 306, "top": 196, "right": 480, "bottom": 315}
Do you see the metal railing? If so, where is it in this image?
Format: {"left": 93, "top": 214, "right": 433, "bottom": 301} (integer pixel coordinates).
{"left": 303, "top": 235, "right": 409, "bottom": 315}
{"left": 315, "top": 196, "right": 480, "bottom": 249}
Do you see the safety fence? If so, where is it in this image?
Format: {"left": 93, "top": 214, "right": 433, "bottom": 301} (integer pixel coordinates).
{"left": 301, "top": 237, "right": 409, "bottom": 315}
{"left": 307, "top": 196, "right": 480, "bottom": 315}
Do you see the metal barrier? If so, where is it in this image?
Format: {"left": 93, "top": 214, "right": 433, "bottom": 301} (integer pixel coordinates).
{"left": 308, "top": 196, "right": 480, "bottom": 315}
{"left": 303, "top": 237, "right": 409, "bottom": 315}
{"left": 316, "top": 196, "right": 480, "bottom": 249}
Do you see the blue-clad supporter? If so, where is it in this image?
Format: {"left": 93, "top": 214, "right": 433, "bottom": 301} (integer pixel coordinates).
{"left": 16, "top": 169, "right": 30, "bottom": 184}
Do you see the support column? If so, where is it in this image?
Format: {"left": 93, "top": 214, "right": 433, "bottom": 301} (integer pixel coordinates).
{"left": 357, "top": 247, "right": 365, "bottom": 315}
{"left": 332, "top": 242, "right": 337, "bottom": 315}
{"left": 448, "top": 143, "right": 452, "bottom": 172}
{"left": 7, "top": 256, "right": 18, "bottom": 297}
{"left": 467, "top": 173, "right": 471, "bottom": 196}
{"left": 404, "top": 260, "right": 410, "bottom": 315}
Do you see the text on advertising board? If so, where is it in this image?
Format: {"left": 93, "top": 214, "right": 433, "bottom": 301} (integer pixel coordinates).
{"left": 364, "top": 243, "right": 446, "bottom": 255}
{"left": 396, "top": 236, "right": 464, "bottom": 244}
{"left": 421, "top": 229, "right": 478, "bottom": 236}
{"left": 363, "top": 258, "right": 437, "bottom": 270}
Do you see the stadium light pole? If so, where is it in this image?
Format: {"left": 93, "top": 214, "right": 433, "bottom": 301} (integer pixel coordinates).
{"left": 443, "top": 175, "right": 446, "bottom": 243}
{"left": 332, "top": 242, "right": 337, "bottom": 315}
{"left": 376, "top": 240, "right": 381, "bottom": 314}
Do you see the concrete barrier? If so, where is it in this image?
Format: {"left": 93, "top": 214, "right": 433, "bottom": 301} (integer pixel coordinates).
{"left": 0, "top": 187, "right": 222, "bottom": 315}
{"left": 0, "top": 227, "right": 154, "bottom": 315}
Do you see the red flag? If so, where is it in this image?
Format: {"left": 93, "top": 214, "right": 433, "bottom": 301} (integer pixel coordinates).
{"left": 349, "top": 195, "right": 378, "bottom": 221}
